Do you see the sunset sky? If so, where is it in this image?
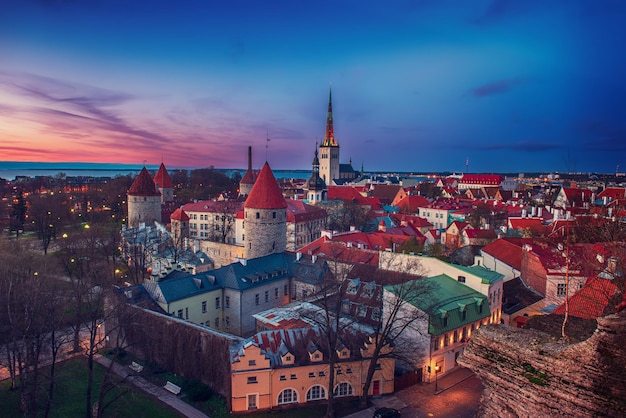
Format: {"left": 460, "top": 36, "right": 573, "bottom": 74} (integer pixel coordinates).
{"left": 1, "top": 1, "right": 625, "bottom": 173}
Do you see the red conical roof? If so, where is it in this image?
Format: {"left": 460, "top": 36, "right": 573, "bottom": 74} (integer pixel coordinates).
{"left": 244, "top": 162, "right": 287, "bottom": 209}
{"left": 128, "top": 167, "right": 160, "bottom": 196}
{"left": 170, "top": 207, "right": 189, "bottom": 221}
{"left": 154, "top": 162, "right": 173, "bottom": 188}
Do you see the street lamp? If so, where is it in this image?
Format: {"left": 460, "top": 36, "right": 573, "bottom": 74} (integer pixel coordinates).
{"left": 434, "top": 364, "right": 440, "bottom": 392}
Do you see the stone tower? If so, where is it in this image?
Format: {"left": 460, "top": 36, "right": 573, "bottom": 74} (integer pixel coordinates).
{"left": 239, "top": 146, "right": 256, "bottom": 197}
{"left": 170, "top": 207, "right": 189, "bottom": 248}
{"left": 243, "top": 162, "right": 287, "bottom": 259}
{"left": 154, "top": 162, "right": 174, "bottom": 204}
{"left": 127, "top": 167, "right": 162, "bottom": 228}
{"left": 306, "top": 143, "right": 327, "bottom": 204}
{"left": 319, "top": 88, "right": 339, "bottom": 185}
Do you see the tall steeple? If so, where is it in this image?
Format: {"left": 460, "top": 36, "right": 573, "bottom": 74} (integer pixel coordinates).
{"left": 306, "top": 142, "right": 326, "bottom": 204}
{"left": 322, "top": 88, "right": 337, "bottom": 147}
{"left": 319, "top": 87, "right": 340, "bottom": 185}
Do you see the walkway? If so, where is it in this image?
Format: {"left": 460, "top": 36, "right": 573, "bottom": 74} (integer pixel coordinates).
{"left": 94, "top": 355, "right": 209, "bottom": 418}
{"left": 342, "top": 367, "right": 481, "bottom": 418}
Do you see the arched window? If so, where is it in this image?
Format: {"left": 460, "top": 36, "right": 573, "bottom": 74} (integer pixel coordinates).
{"left": 333, "top": 382, "right": 353, "bottom": 397}
{"left": 306, "top": 385, "right": 326, "bottom": 401}
{"left": 278, "top": 388, "right": 298, "bottom": 405}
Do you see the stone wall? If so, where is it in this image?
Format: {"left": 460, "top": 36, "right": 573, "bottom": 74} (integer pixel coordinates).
{"left": 458, "top": 313, "right": 626, "bottom": 417}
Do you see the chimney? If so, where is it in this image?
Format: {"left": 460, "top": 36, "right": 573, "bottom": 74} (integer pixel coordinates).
{"left": 538, "top": 207, "right": 543, "bottom": 217}
{"left": 296, "top": 252, "right": 302, "bottom": 261}
{"left": 247, "top": 146, "right": 252, "bottom": 172}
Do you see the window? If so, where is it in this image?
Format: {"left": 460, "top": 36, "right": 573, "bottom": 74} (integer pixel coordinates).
{"left": 462, "top": 310, "right": 467, "bottom": 321}
{"left": 273, "top": 212, "right": 276, "bottom": 219}
{"left": 286, "top": 355, "right": 292, "bottom": 362}
{"left": 280, "top": 375, "right": 286, "bottom": 381}
{"left": 247, "top": 376, "right": 257, "bottom": 384}
{"left": 265, "top": 291, "right": 269, "bottom": 303}
{"left": 372, "top": 308, "right": 381, "bottom": 321}
{"left": 444, "top": 333, "right": 449, "bottom": 347}
{"left": 346, "top": 368, "right": 352, "bottom": 374}
{"left": 458, "top": 276, "right": 466, "bottom": 283}
{"left": 308, "top": 372, "right": 315, "bottom": 378}
{"left": 290, "top": 374, "right": 297, "bottom": 380}
{"left": 202, "top": 301, "right": 207, "bottom": 313}
{"left": 247, "top": 394, "right": 257, "bottom": 410}
{"left": 275, "top": 288, "right": 279, "bottom": 298}
{"left": 334, "top": 382, "right": 353, "bottom": 397}
{"left": 374, "top": 363, "right": 382, "bottom": 370}
{"left": 256, "top": 212, "right": 260, "bottom": 219}
{"left": 248, "top": 360, "right": 256, "bottom": 367}
{"left": 443, "top": 316, "right": 448, "bottom": 327}
{"left": 225, "top": 296, "right": 230, "bottom": 308}
{"left": 306, "top": 385, "right": 326, "bottom": 401}
{"left": 318, "top": 371, "right": 326, "bottom": 377}
{"left": 557, "top": 283, "right": 567, "bottom": 297}
{"left": 336, "top": 369, "right": 343, "bottom": 375}
{"left": 278, "top": 389, "right": 298, "bottom": 405}
{"left": 284, "top": 284, "right": 288, "bottom": 296}
{"left": 215, "top": 297, "right": 220, "bottom": 309}
{"left": 255, "top": 294, "right": 259, "bottom": 306}
{"left": 434, "top": 337, "right": 440, "bottom": 351}
{"left": 177, "top": 309, "right": 183, "bottom": 318}
{"left": 185, "top": 308, "right": 189, "bottom": 319}
{"left": 214, "top": 317, "right": 219, "bottom": 328}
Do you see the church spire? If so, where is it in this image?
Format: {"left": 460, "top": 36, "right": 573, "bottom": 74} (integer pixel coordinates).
{"left": 322, "top": 88, "right": 337, "bottom": 147}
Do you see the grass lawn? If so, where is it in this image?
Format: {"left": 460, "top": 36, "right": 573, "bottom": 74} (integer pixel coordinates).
{"left": 0, "top": 357, "right": 182, "bottom": 418}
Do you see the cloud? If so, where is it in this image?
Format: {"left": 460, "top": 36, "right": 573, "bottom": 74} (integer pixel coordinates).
{"left": 470, "top": 77, "right": 525, "bottom": 98}
{"left": 458, "top": 139, "right": 562, "bottom": 152}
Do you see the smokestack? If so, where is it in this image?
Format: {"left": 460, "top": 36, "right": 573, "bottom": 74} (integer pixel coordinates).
{"left": 247, "top": 146, "right": 252, "bottom": 171}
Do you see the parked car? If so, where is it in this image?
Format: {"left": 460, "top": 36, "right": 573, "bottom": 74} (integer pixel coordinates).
{"left": 373, "top": 407, "right": 401, "bottom": 418}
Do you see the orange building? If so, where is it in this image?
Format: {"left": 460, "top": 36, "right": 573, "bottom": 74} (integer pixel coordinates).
{"left": 230, "top": 328, "right": 394, "bottom": 412}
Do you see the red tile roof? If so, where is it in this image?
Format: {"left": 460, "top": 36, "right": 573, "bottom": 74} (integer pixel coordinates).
{"left": 299, "top": 238, "right": 380, "bottom": 265}
{"left": 459, "top": 174, "right": 503, "bottom": 186}
{"left": 394, "top": 195, "right": 431, "bottom": 211}
{"left": 552, "top": 276, "right": 619, "bottom": 319}
{"left": 170, "top": 207, "right": 189, "bottom": 221}
{"left": 597, "top": 187, "right": 626, "bottom": 200}
{"left": 154, "top": 163, "right": 173, "bottom": 189}
{"left": 128, "top": 167, "right": 160, "bottom": 196}
{"left": 286, "top": 200, "right": 327, "bottom": 222}
{"left": 244, "top": 162, "right": 287, "bottom": 209}
{"left": 327, "top": 186, "right": 372, "bottom": 206}
{"left": 508, "top": 217, "right": 546, "bottom": 235}
{"left": 481, "top": 238, "right": 528, "bottom": 270}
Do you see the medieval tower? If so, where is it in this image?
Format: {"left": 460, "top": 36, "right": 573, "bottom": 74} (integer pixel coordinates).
{"left": 127, "top": 167, "right": 162, "bottom": 228}
{"left": 243, "top": 162, "right": 287, "bottom": 259}
{"left": 319, "top": 88, "right": 340, "bottom": 185}
{"left": 306, "top": 144, "right": 327, "bottom": 204}
{"left": 154, "top": 162, "right": 174, "bottom": 204}
{"left": 169, "top": 207, "right": 190, "bottom": 248}
{"left": 239, "top": 146, "right": 256, "bottom": 197}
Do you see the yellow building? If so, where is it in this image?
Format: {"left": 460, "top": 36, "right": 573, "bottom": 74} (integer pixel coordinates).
{"left": 230, "top": 328, "right": 394, "bottom": 413}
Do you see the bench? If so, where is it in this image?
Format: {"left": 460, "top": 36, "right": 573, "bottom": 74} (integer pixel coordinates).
{"left": 164, "top": 381, "right": 182, "bottom": 395}
{"left": 129, "top": 361, "right": 143, "bottom": 373}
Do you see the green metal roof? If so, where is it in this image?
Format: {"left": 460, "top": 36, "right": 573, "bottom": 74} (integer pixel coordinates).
{"left": 386, "top": 274, "right": 490, "bottom": 336}
{"left": 452, "top": 264, "right": 504, "bottom": 284}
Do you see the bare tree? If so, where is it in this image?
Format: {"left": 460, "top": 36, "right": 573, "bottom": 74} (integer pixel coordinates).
{"left": 0, "top": 241, "right": 62, "bottom": 416}
{"left": 55, "top": 223, "right": 119, "bottom": 418}
{"left": 355, "top": 258, "right": 434, "bottom": 408}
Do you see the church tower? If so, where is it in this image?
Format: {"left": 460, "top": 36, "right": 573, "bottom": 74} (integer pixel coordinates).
{"left": 319, "top": 88, "right": 340, "bottom": 185}
{"left": 306, "top": 144, "right": 327, "bottom": 204}
{"left": 239, "top": 146, "right": 256, "bottom": 197}
{"left": 127, "top": 167, "right": 162, "bottom": 228}
{"left": 154, "top": 162, "right": 174, "bottom": 204}
{"left": 243, "top": 162, "right": 287, "bottom": 259}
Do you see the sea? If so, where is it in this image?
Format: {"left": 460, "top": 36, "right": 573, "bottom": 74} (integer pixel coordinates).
{"left": 0, "top": 161, "right": 312, "bottom": 182}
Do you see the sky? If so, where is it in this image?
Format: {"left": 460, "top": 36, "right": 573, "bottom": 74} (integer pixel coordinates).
{"left": 1, "top": 0, "right": 626, "bottom": 174}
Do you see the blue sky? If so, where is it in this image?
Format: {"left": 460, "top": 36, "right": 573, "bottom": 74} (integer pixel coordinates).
{"left": 1, "top": 0, "right": 625, "bottom": 173}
